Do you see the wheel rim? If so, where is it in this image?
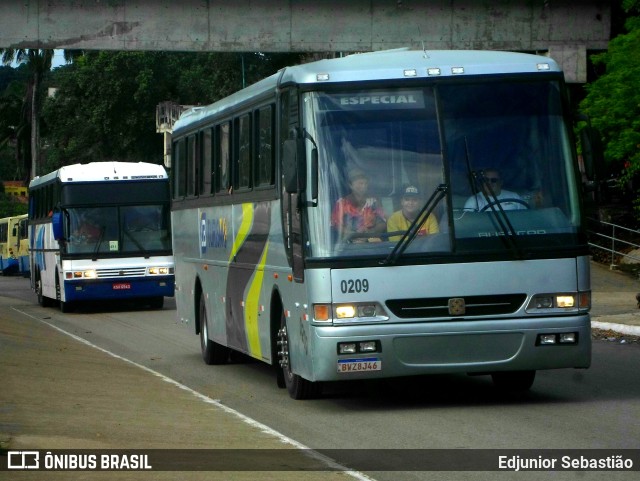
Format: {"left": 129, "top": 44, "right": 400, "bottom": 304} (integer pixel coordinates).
{"left": 200, "top": 301, "right": 208, "bottom": 350}
{"left": 277, "top": 324, "right": 293, "bottom": 382}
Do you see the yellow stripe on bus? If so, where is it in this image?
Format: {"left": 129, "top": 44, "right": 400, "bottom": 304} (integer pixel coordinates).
{"left": 245, "top": 241, "right": 269, "bottom": 358}
{"left": 229, "top": 203, "right": 254, "bottom": 262}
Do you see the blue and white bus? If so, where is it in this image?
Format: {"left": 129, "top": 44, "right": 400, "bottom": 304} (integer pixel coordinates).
{"left": 29, "top": 162, "right": 174, "bottom": 312}
{"left": 171, "top": 49, "right": 593, "bottom": 399}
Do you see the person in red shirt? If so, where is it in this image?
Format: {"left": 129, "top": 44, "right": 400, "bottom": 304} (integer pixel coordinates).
{"left": 331, "top": 169, "right": 386, "bottom": 242}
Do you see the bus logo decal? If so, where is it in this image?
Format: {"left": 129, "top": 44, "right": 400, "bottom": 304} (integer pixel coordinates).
{"left": 200, "top": 212, "right": 228, "bottom": 254}
{"left": 448, "top": 298, "right": 466, "bottom": 316}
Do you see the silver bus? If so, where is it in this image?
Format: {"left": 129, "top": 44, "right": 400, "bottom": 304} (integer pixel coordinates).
{"left": 171, "top": 49, "right": 591, "bottom": 399}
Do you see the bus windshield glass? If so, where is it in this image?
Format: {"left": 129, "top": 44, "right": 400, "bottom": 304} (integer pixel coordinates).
{"left": 302, "top": 79, "right": 582, "bottom": 260}
{"left": 64, "top": 204, "right": 171, "bottom": 255}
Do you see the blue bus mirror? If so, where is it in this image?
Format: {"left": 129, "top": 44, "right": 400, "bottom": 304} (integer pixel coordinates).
{"left": 52, "top": 211, "right": 64, "bottom": 240}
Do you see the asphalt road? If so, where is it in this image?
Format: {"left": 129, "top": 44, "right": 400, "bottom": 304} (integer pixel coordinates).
{"left": 2, "top": 268, "right": 640, "bottom": 481}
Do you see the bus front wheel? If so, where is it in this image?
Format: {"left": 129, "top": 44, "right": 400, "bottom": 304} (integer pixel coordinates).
{"left": 199, "top": 294, "right": 229, "bottom": 365}
{"left": 56, "top": 275, "right": 74, "bottom": 313}
{"left": 36, "top": 273, "right": 53, "bottom": 308}
{"left": 277, "top": 312, "right": 321, "bottom": 400}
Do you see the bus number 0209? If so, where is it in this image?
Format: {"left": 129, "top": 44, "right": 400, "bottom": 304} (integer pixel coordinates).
{"left": 340, "top": 279, "right": 369, "bottom": 294}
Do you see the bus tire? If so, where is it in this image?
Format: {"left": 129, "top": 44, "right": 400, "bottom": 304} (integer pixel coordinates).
{"left": 56, "top": 273, "right": 74, "bottom": 313}
{"left": 36, "top": 272, "right": 53, "bottom": 308}
{"left": 199, "top": 294, "right": 229, "bottom": 365}
{"left": 278, "top": 312, "right": 321, "bottom": 400}
{"left": 491, "top": 370, "right": 536, "bottom": 392}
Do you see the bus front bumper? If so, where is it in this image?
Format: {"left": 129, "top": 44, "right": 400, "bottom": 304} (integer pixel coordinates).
{"left": 63, "top": 276, "right": 175, "bottom": 302}
{"left": 307, "top": 315, "right": 591, "bottom": 382}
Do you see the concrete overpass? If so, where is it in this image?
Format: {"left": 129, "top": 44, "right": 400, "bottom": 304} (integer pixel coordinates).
{"left": 0, "top": 1, "right": 612, "bottom": 83}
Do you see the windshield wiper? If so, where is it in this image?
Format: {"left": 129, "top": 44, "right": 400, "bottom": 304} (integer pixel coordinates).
{"left": 124, "top": 228, "right": 151, "bottom": 259}
{"left": 381, "top": 184, "right": 448, "bottom": 266}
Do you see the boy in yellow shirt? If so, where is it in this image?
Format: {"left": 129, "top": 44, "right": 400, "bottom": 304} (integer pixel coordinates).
{"left": 386, "top": 185, "right": 439, "bottom": 241}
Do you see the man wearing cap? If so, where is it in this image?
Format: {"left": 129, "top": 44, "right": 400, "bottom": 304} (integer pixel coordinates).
{"left": 332, "top": 168, "right": 386, "bottom": 242}
{"left": 387, "top": 185, "right": 439, "bottom": 241}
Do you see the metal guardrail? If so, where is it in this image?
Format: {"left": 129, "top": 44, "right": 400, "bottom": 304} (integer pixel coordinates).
{"left": 587, "top": 218, "right": 640, "bottom": 268}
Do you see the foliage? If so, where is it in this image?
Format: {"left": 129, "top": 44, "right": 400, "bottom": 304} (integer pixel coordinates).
{"left": 0, "top": 190, "right": 28, "bottom": 217}
{"left": 579, "top": 6, "right": 640, "bottom": 214}
{"left": 41, "top": 51, "right": 301, "bottom": 168}
{"left": 0, "top": 49, "right": 54, "bottom": 180}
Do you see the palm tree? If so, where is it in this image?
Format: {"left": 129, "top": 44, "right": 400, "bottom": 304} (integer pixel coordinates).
{"left": 1, "top": 49, "right": 53, "bottom": 179}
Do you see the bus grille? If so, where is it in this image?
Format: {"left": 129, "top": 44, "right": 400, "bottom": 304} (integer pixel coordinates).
{"left": 95, "top": 267, "right": 147, "bottom": 278}
{"left": 385, "top": 294, "right": 527, "bottom": 319}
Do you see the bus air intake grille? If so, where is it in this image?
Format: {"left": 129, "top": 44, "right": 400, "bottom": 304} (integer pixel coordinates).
{"left": 385, "top": 294, "right": 527, "bottom": 319}
{"left": 96, "top": 268, "right": 147, "bottom": 278}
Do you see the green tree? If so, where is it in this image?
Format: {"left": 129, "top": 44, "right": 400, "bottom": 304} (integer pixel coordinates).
{"left": 0, "top": 79, "right": 29, "bottom": 181}
{"left": 580, "top": 1, "right": 640, "bottom": 210}
{"left": 0, "top": 49, "right": 55, "bottom": 179}
{"left": 41, "top": 51, "right": 302, "bottom": 168}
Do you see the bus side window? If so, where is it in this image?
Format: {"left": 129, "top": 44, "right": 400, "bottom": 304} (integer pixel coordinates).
{"left": 187, "top": 135, "right": 197, "bottom": 197}
{"left": 256, "top": 105, "right": 275, "bottom": 187}
{"left": 217, "top": 122, "right": 231, "bottom": 195}
{"left": 173, "top": 139, "right": 186, "bottom": 199}
{"left": 235, "top": 113, "right": 252, "bottom": 191}
{"left": 200, "top": 128, "right": 213, "bottom": 195}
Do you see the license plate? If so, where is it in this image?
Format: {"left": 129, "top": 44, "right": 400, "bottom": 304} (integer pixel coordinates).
{"left": 337, "top": 358, "right": 381, "bottom": 373}
{"left": 112, "top": 282, "right": 131, "bottom": 290}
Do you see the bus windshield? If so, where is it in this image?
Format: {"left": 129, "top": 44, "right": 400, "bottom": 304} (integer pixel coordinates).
{"left": 302, "top": 79, "right": 582, "bottom": 260}
{"left": 64, "top": 204, "right": 171, "bottom": 256}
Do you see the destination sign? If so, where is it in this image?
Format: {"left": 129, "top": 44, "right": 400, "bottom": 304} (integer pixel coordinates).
{"left": 319, "top": 90, "right": 426, "bottom": 110}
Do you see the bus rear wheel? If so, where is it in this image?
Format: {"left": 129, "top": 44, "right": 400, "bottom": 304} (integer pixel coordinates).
{"left": 491, "top": 370, "right": 536, "bottom": 392}
{"left": 199, "top": 294, "right": 229, "bottom": 365}
{"left": 277, "top": 312, "right": 321, "bottom": 400}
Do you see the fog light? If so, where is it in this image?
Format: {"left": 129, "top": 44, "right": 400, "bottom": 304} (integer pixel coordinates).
{"left": 539, "top": 334, "right": 557, "bottom": 345}
{"left": 338, "top": 343, "right": 357, "bottom": 354}
{"left": 559, "top": 332, "right": 577, "bottom": 344}
{"left": 359, "top": 341, "right": 377, "bottom": 352}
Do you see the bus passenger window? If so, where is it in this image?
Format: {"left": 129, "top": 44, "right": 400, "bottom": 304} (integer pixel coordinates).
{"left": 218, "top": 122, "right": 231, "bottom": 194}
{"left": 236, "top": 114, "right": 252, "bottom": 190}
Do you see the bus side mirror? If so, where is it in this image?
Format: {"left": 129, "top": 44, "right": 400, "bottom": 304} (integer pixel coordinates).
{"left": 283, "top": 138, "right": 306, "bottom": 193}
{"left": 52, "top": 211, "right": 64, "bottom": 240}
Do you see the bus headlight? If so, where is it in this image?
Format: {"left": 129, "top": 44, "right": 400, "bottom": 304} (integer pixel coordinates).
{"left": 67, "top": 269, "right": 97, "bottom": 279}
{"left": 312, "top": 303, "right": 389, "bottom": 324}
{"left": 148, "top": 266, "right": 172, "bottom": 275}
{"left": 526, "top": 291, "right": 590, "bottom": 313}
